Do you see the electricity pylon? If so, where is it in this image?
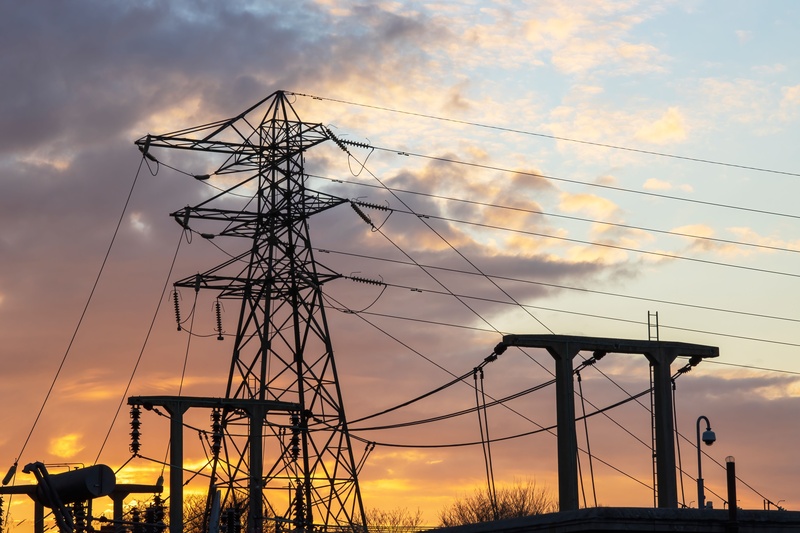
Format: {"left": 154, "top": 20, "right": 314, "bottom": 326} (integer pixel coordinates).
{"left": 135, "top": 91, "right": 366, "bottom": 533}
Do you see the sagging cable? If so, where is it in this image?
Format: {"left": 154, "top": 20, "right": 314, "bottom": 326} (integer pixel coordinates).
{"left": 576, "top": 371, "right": 598, "bottom": 506}
{"left": 355, "top": 442, "right": 375, "bottom": 475}
{"left": 341, "top": 274, "right": 388, "bottom": 313}
{"left": 351, "top": 344, "right": 507, "bottom": 426}
{"left": 474, "top": 366, "right": 498, "bottom": 521}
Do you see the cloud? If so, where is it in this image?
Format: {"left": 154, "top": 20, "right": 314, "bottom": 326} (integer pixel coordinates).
{"left": 522, "top": 3, "right": 668, "bottom": 76}
{"left": 634, "top": 107, "right": 687, "bottom": 144}
{"left": 727, "top": 227, "right": 800, "bottom": 253}
{"left": 735, "top": 29, "right": 753, "bottom": 44}
{"left": 130, "top": 212, "right": 150, "bottom": 234}
{"left": 668, "top": 223, "right": 729, "bottom": 255}
{"left": 49, "top": 433, "right": 85, "bottom": 459}
{"left": 0, "top": 0, "right": 456, "bottom": 165}
{"left": 779, "top": 84, "right": 800, "bottom": 120}
{"left": 752, "top": 63, "right": 787, "bottom": 75}
{"left": 544, "top": 104, "right": 694, "bottom": 166}
{"left": 695, "top": 78, "right": 771, "bottom": 126}
{"left": 559, "top": 192, "right": 619, "bottom": 219}
{"left": 2, "top": 1, "right": 800, "bottom": 525}
{"left": 642, "top": 178, "right": 693, "bottom": 192}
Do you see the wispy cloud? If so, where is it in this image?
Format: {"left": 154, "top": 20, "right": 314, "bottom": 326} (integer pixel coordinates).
{"left": 634, "top": 107, "right": 687, "bottom": 144}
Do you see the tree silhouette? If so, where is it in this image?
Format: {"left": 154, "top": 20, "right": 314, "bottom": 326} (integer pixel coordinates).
{"left": 439, "top": 480, "right": 556, "bottom": 527}
{"left": 356, "top": 507, "right": 425, "bottom": 533}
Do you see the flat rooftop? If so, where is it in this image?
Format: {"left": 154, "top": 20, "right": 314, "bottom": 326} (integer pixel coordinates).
{"left": 430, "top": 507, "right": 800, "bottom": 533}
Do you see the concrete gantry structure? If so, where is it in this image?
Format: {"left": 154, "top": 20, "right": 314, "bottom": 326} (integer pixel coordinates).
{"left": 128, "top": 395, "right": 301, "bottom": 533}
{"left": 502, "top": 334, "right": 719, "bottom": 511}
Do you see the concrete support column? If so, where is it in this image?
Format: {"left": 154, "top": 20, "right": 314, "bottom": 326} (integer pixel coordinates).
{"left": 111, "top": 492, "right": 125, "bottom": 533}
{"left": 34, "top": 500, "right": 44, "bottom": 533}
{"left": 647, "top": 347, "right": 678, "bottom": 509}
{"left": 547, "top": 342, "right": 580, "bottom": 512}
{"left": 164, "top": 402, "right": 189, "bottom": 533}
{"left": 249, "top": 404, "right": 266, "bottom": 533}
{"left": 502, "top": 334, "right": 717, "bottom": 512}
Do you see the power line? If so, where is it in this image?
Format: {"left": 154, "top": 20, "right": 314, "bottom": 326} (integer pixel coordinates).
{"left": 326, "top": 234, "right": 800, "bottom": 326}
{"left": 152, "top": 116, "right": 790, "bottom": 510}
{"left": 11, "top": 154, "right": 148, "bottom": 474}
{"left": 151, "top": 137, "right": 800, "bottom": 372}
{"left": 310, "top": 174, "right": 800, "bottom": 256}
{"left": 174, "top": 167, "right": 800, "bottom": 338}
{"left": 94, "top": 230, "right": 184, "bottom": 463}
{"left": 369, "top": 145, "right": 800, "bottom": 221}
{"left": 291, "top": 92, "right": 800, "bottom": 178}
{"left": 330, "top": 284, "right": 788, "bottom": 510}
{"left": 329, "top": 212, "right": 657, "bottom": 459}
{"left": 351, "top": 377, "right": 556, "bottom": 432}
{"left": 349, "top": 200, "right": 800, "bottom": 279}
{"left": 323, "top": 291, "right": 556, "bottom": 434}
{"left": 348, "top": 387, "right": 651, "bottom": 448}
{"left": 320, "top": 249, "right": 800, "bottom": 347}
{"left": 337, "top": 143, "right": 554, "bottom": 335}
{"left": 342, "top": 305, "right": 800, "bottom": 350}
{"left": 700, "top": 359, "right": 800, "bottom": 376}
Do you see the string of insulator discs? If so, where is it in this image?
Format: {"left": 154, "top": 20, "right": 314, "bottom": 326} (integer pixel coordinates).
{"left": 172, "top": 290, "right": 182, "bottom": 331}
{"left": 214, "top": 299, "right": 224, "bottom": 341}
{"left": 211, "top": 408, "right": 222, "bottom": 460}
{"left": 170, "top": 289, "right": 225, "bottom": 340}
{"left": 130, "top": 405, "right": 227, "bottom": 463}
{"left": 129, "top": 405, "right": 141, "bottom": 455}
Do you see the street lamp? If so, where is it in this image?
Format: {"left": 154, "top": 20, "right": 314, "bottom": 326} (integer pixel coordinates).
{"left": 697, "top": 415, "right": 716, "bottom": 509}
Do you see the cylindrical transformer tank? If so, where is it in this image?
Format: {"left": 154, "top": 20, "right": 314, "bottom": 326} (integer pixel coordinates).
{"left": 36, "top": 464, "right": 116, "bottom": 507}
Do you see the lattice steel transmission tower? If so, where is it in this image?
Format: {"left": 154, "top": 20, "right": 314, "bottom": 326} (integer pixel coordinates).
{"left": 134, "top": 91, "right": 366, "bottom": 533}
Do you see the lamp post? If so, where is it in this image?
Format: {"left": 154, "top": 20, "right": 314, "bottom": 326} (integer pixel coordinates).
{"left": 726, "top": 456, "right": 738, "bottom": 532}
{"left": 697, "top": 415, "right": 716, "bottom": 509}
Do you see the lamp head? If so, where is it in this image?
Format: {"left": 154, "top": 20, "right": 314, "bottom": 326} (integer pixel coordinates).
{"left": 702, "top": 428, "right": 716, "bottom": 445}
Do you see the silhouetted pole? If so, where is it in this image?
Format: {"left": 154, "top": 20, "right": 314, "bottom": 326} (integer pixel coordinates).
{"left": 163, "top": 402, "right": 188, "bottom": 533}
{"left": 696, "top": 415, "right": 716, "bottom": 509}
{"left": 547, "top": 343, "right": 580, "bottom": 511}
{"left": 726, "top": 456, "right": 738, "bottom": 533}
{"left": 649, "top": 346, "right": 679, "bottom": 508}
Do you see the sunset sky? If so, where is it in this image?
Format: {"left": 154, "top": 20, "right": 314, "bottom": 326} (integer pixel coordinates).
{"left": 2, "top": 1, "right": 800, "bottom": 530}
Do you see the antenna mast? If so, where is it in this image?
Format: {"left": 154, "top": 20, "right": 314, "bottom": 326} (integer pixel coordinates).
{"left": 135, "top": 91, "right": 366, "bottom": 533}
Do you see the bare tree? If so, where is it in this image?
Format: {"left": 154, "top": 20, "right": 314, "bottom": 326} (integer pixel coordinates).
{"left": 438, "top": 479, "right": 556, "bottom": 527}
{"left": 182, "top": 494, "right": 208, "bottom": 533}
{"left": 358, "top": 507, "right": 425, "bottom": 533}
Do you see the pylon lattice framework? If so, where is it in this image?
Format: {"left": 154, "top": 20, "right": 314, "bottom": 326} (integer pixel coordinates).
{"left": 135, "top": 91, "right": 366, "bottom": 533}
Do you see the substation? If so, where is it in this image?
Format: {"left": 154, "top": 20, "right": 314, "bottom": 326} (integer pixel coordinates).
{"left": 2, "top": 91, "right": 798, "bottom": 533}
